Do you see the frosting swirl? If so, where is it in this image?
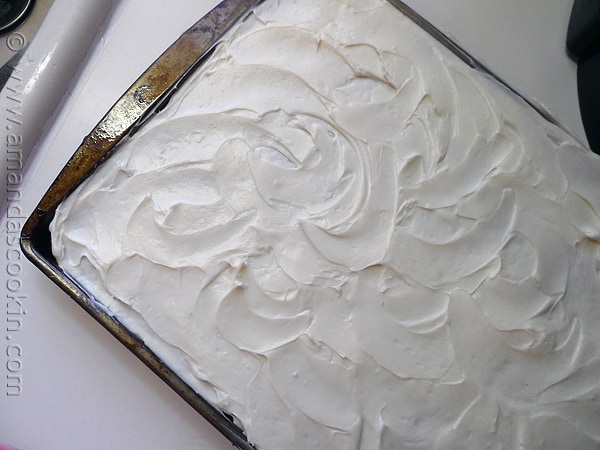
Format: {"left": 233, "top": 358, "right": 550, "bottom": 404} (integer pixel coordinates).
{"left": 51, "top": 0, "right": 600, "bottom": 448}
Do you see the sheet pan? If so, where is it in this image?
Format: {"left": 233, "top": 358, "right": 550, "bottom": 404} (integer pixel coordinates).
{"left": 20, "top": 1, "right": 573, "bottom": 447}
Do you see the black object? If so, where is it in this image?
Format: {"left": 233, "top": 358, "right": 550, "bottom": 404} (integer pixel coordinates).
{"left": 578, "top": 52, "right": 600, "bottom": 153}
{"left": 568, "top": 0, "right": 600, "bottom": 154}
{"left": 0, "top": 0, "right": 34, "bottom": 34}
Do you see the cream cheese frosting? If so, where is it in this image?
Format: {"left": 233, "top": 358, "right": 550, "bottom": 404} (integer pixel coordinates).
{"left": 50, "top": 0, "right": 600, "bottom": 448}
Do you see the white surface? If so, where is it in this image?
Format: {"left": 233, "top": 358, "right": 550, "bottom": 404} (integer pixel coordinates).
{"left": 0, "top": 0, "right": 585, "bottom": 449}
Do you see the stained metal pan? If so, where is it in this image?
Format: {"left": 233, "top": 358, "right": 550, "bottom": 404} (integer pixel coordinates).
{"left": 21, "top": 1, "right": 263, "bottom": 448}
{"left": 19, "top": 0, "right": 569, "bottom": 448}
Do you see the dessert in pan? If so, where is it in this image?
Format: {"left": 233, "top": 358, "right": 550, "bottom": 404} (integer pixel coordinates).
{"left": 24, "top": 0, "right": 600, "bottom": 448}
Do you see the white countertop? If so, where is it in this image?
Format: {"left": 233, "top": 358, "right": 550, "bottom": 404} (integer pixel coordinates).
{"left": 0, "top": 0, "right": 584, "bottom": 448}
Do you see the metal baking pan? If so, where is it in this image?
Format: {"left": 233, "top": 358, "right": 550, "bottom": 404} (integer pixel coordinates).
{"left": 19, "top": 0, "right": 571, "bottom": 448}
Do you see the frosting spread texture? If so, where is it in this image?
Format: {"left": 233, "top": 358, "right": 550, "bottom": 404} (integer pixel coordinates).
{"left": 50, "top": 0, "right": 600, "bottom": 448}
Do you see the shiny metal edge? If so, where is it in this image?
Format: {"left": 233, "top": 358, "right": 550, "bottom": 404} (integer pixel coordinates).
{"left": 21, "top": 1, "right": 262, "bottom": 448}
{"left": 19, "top": 237, "right": 255, "bottom": 449}
{"left": 19, "top": 0, "right": 575, "bottom": 448}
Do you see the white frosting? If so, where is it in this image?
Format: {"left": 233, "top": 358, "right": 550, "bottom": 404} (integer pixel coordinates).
{"left": 50, "top": 0, "right": 600, "bottom": 448}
